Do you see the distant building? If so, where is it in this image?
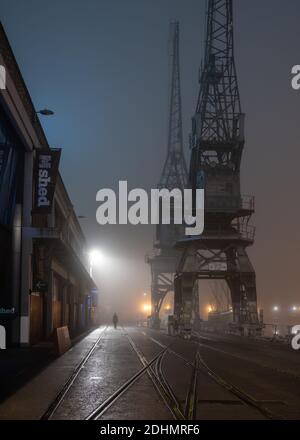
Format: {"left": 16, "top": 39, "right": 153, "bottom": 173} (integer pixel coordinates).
{"left": 0, "top": 22, "right": 98, "bottom": 347}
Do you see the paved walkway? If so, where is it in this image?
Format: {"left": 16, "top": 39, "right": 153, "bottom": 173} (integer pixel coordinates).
{"left": 0, "top": 326, "right": 171, "bottom": 420}
{"left": 0, "top": 327, "right": 105, "bottom": 420}
{"left": 0, "top": 343, "right": 55, "bottom": 404}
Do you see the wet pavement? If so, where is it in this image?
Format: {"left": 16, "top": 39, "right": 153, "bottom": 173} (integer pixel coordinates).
{"left": 51, "top": 327, "right": 169, "bottom": 420}
{"left": 1, "top": 325, "right": 300, "bottom": 420}
{"left": 0, "top": 343, "right": 55, "bottom": 403}
{"left": 0, "top": 327, "right": 106, "bottom": 419}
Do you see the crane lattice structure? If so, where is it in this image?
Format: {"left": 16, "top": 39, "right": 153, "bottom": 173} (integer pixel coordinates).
{"left": 173, "top": 0, "right": 261, "bottom": 336}
{"left": 159, "top": 22, "right": 187, "bottom": 191}
{"left": 146, "top": 22, "right": 188, "bottom": 329}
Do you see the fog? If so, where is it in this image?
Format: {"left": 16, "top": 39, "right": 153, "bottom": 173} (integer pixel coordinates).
{"left": 1, "top": 0, "right": 300, "bottom": 326}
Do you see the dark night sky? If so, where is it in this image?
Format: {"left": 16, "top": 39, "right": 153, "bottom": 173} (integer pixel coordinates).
{"left": 1, "top": 0, "right": 300, "bottom": 324}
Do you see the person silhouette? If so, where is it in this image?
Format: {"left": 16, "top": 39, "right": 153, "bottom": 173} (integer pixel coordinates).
{"left": 112, "top": 313, "right": 118, "bottom": 329}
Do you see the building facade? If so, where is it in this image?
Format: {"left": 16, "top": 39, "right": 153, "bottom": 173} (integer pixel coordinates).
{"left": 0, "top": 22, "right": 98, "bottom": 347}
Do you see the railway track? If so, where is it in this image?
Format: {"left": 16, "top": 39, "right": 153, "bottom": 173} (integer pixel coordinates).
{"left": 41, "top": 326, "right": 284, "bottom": 420}
{"left": 195, "top": 351, "right": 283, "bottom": 420}
{"left": 125, "top": 330, "right": 185, "bottom": 420}
{"left": 86, "top": 327, "right": 283, "bottom": 420}
{"left": 86, "top": 328, "right": 184, "bottom": 420}
{"left": 192, "top": 330, "right": 300, "bottom": 381}
{"left": 139, "top": 329, "right": 284, "bottom": 420}
{"left": 41, "top": 325, "right": 181, "bottom": 421}
{"left": 85, "top": 347, "right": 168, "bottom": 419}
{"left": 41, "top": 326, "right": 108, "bottom": 420}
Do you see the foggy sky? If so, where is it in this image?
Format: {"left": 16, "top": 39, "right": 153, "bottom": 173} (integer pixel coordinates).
{"left": 1, "top": 0, "right": 300, "bottom": 324}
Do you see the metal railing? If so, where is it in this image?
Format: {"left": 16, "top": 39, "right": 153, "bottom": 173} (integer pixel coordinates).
{"left": 201, "top": 223, "right": 256, "bottom": 242}
{"left": 240, "top": 195, "right": 255, "bottom": 212}
{"left": 237, "top": 223, "right": 256, "bottom": 241}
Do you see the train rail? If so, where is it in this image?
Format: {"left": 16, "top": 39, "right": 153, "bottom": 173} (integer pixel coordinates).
{"left": 41, "top": 326, "right": 108, "bottom": 420}
{"left": 86, "top": 328, "right": 184, "bottom": 420}
{"left": 40, "top": 326, "right": 285, "bottom": 420}
{"left": 195, "top": 351, "right": 283, "bottom": 420}
{"left": 85, "top": 347, "right": 168, "bottom": 419}
{"left": 140, "top": 329, "right": 284, "bottom": 420}
{"left": 41, "top": 325, "right": 182, "bottom": 421}
{"left": 192, "top": 330, "right": 300, "bottom": 380}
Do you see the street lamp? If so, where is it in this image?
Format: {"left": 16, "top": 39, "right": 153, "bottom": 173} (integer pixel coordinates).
{"left": 89, "top": 249, "right": 105, "bottom": 278}
{"left": 36, "top": 109, "right": 54, "bottom": 116}
{"left": 142, "top": 303, "right": 151, "bottom": 313}
{"left": 34, "top": 108, "right": 54, "bottom": 125}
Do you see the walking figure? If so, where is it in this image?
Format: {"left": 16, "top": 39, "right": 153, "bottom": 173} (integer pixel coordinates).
{"left": 113, "top": 313, "right": 118, "bottom": 329}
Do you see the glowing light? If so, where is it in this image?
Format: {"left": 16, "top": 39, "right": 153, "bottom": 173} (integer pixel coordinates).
{"left": 273, "top": 306, "right": 279, "bottom": 312}
{"left": 292, "top": 306, "right": 298, "bottom": 312}
{"left": 142, "top": 303, "right": 151, "bottom": 313}
{"left": 89, "top": 249, "right": 105, "bottom": 266}
{"left": 88, "top": 249, "right": 108, "bottom": 278}
{"left": 207, "top": 305, "right": 213, "bottom": 314}
{"left": 164, "top": 304, "right": 171, "bottom": 311}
